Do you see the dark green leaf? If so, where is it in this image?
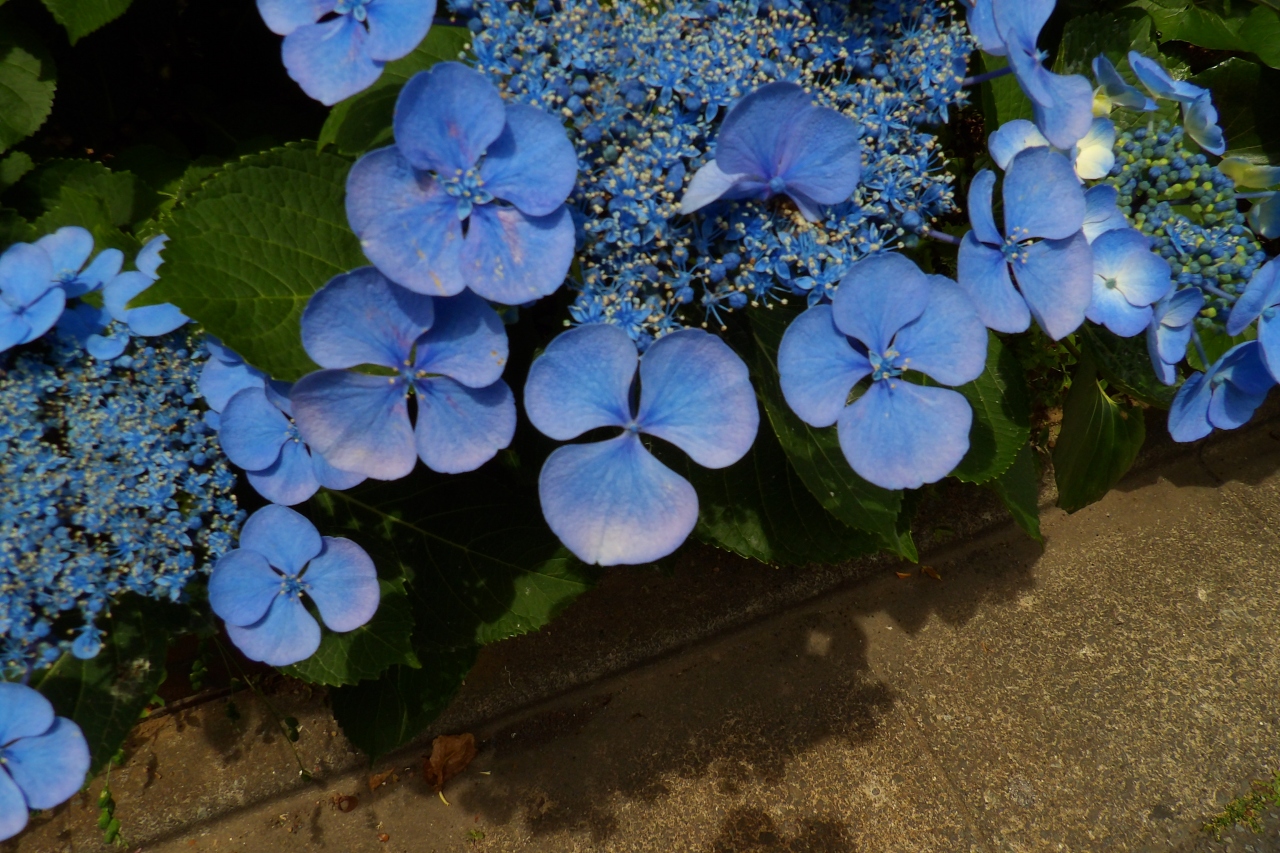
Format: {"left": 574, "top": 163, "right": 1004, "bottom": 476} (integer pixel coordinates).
{"left": 1244, "top": 5, "right": 1280, "bottom": 68}
{"left": 1189, "top": 58, "right": 1280, "bottom": 162}
{"left": 0, "top": 207, "right": 32, "bottom": 248}
{"left": 27, "top": 159, "right": 144, "bottom": 252}
{"left": 950, "top": 333, "right": 1032, "bottom": 484}
{"left": 1052, "top": 359, "right": 1146, "bottom": 513}
{"left": 0, "top": 25, "right": 56, "bottom": 155}
{"left": 1052, "top": 10, "right": 1156, "bottom": 76}
{"left": 1079, "top": 323, "right": 1177, "bottom": 408}
{"left": 1131, "top": 0, "right": 1249, "bottom": 50}
{"left": 986, "top": 442, "right": 1043, "bottom": 543}
{"left": 40, "top": 0, "right": 133, "bottom": 43}
{"left": 0, "top": 150, "right": 32, "bottom": 189}
{"left": 1186, "top": 324, "right": 1255, "bottom": 371}
{"left": 142, "top": 143, "right": 365, "bottom": 380}
{"left": 979, "top": 53, "right": 1033, "bottom": 138}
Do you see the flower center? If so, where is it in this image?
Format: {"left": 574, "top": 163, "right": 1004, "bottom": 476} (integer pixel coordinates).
{"left": 334, "top": 0, "right": 369, "bottom": 22}
{"left": 442, "top": 167, "right": 494, "bottom": 220}
{"left": 1102, "top": 276, "right": 1119, "bottom": 290}
{"left": 868, "top": 348, "right": 904, "bottom": 382}
{"left": 279, "top": 573, "right": 308, "bottom": 599}
{"left": 1264, "top": 307, "right": 1277, "bottom": 321}
{"left": 767, "top": 176, "right": 787, "bottom": 195}
{"left": 1001, "top": 227, "right": 1034, "bottom": 265}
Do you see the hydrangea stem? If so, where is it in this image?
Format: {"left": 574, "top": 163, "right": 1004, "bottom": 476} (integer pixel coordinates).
{"left": 960, "top": 66, "right": 1014, "bottom": 87}
{"left": 1201, "top": 283, "right": 1238, "bottom": 303}
{"left": 921, "top": 228, "right": 962, "bottom": 246}
{"left": 1191, "top": 328, "right": 1212, "bottom": 368}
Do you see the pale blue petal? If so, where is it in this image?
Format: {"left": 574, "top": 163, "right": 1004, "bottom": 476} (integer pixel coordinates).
{"left": 1012, "top": 231, "right": 1093, "bottom": 340}
{"left": 219, "top": 387, "right": 291, "bottom": 471}
{"left": 987, "top": 119, "right": 1049, "bottom": 171}
{"left": 1073, "top": 117, "right": 1117, "bottom": 180}
{"left": 538, "top": 434, "right": 698, "bottom": 566}
{"left": 459, "top": 202, "right": 575, "bottom": 304}
{"left": 1086, "top": 277, "right": 1153, "bottom": 337}
{"left": 837, "top": 380, "right": 972, "bottom": 490}
{"left": 1082, "top": 184, "right": 1129, "bottom": 243}
{"left": 1169, "top": 370, "right": 1212, "bottom": 442}
{"left": 680, "top": 160, "right": 751, "bottom": 215}
{"left": 1003, "top": 147, "right": 1085, "bottom": 241}
{"left": 363, "top": 0, "right": 435, "bottom": 62}
{"left": 3, "top": 718, "right": 89, "bottom": 810}
{"left": 134, "top": 235, "right": 169, "bottom": 279}
{"left": 124, "top": 302, "right": 188, "bottom": 337}
{"left": 282, "top": 18, "right": 382, "bottom": 106}
{"left": 1209, "top": 345, "right": 1273, "bottom": 429}
{"left": 0, "top": 682, "right": 54, "bottom": 745}
{"left": 1147, "top": 323, "right": 1179, "bottom": 385}
{"left": 226, "top": 595, "right": 321, "bottom": 666}
{"left": 1029, "top": 71, "right": 1095, "bottom": 150}
{"left": 291, "top": 370, "right": 417, "bottom": 480}
{"left": 394, "top": 62, "right": 506, "bottom": 174}
{"left": 967, "top": 0, "right": 1006, "bottom": 54}
{"left": 775, "top": 105, "right": 861, "bottom": 206}
{"left": 1226, "top": 259, "right": 1279, "bottom": 335}
{"left": 892, "top": 279, "right": 988, "bottom": 386}
{"left": 1093, "top": 55, "right": 1156, "bottom": 111}
{"left": 831, "top": 253, "right": 929, "bottom": 353}
{"left": 1255, "top": 315, "right": 1280, "bottom": 383}
{"left": 1129, "top": 51, "right": 1203, "bottom": 104}
{"left": 1005, "top": 39, "right": 1053, "bottom": 108}
{"left": 1249, "top": 194, "right": 1280, "bottom": 240}
{"left": 302, "top": 537, "right": 380, "bottom": 632}
{"left": 0, "top": 243, "right": 54, "bottom": 307}
{"left": 1184, "top": 93, "right": 1226, "bottom": 156}
{"left": 634, "top": 329, "right": 758, "bottom": 468}
{"left": 17, "top": 288, "right": 66, "bottom": 344}
{"left": 966, "top": 169, "right": 1003, "bottom": 247}
{"left": 413, "top": 376, "right": 515, "bottom": 473}
{"left": 199, "top": 355, "right": 267, "bottom": 413}
{"left": 713, "top": 82, "right": 811, "bottom": 180}
{"left": 957, "top": 233, "right": 1030, "bottom": 333}
{"left": 68, "top": 248, "right": 124, "bottom": 297}
{"left": 301, "top": 266, "right": 433, "bottom": 369}
{"left": 1160, "top": 287, "right": 1206, "bottom": 331}
{"left": 86, "top": 333, "right": 127, "bottom": 361}
{"left": 0, "top": 768, "right": 28, "bottom": 842}
{"left": 311, "top": 451, "right": 366, "bottom": 491}
{"left": 102, "top": 270, "right": 151, "bottom": 323}
{"left": 1090, "top": 228, "right": 1171, "bottom": 308}
{"left": 34, "top": 227, "right": 93, "bottom": 282}
{"left": 208, "top": 548, "right": 282, "bottom": 627}
{"left": 239, "top": 503, "right": 324, "bottom": 575}
{"left": 257, "top": 0, "right": 333, "bottom": 35}
{"left": 479, "top": 104, "right": 579, "bottom": 217}
{"left": 991, "top": 0, "right": 1054, "bottom": 52}
{"left": 777, "top": 304, "right": 871, "bottom": 428}
{"left": 247, "top": 440, "right": 322, "bottom": 506}
{"left": 1153, "top": 311, "right": 1197, "bottom": 368}
{"left": 524, "top": 323, "right": 634, "bottom": 440}
{"left": 413, "top": 289, "right": 507, "bottom": 388}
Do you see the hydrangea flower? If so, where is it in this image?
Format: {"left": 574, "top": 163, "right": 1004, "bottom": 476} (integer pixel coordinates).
{"left": 1085, "top": 228, "right": 1172, "bottom": 337}
{"left": 291, "top": 267, "right": 516, "bottom": 480}
{"left": 198, "top": 337, "right": 269, "bottom": 429}
{"left": 208, "top": 505, "right": 379, "bottom": 666}
{"left": 1, "top": 244, "right": 67, "bottom": 354}
{"left": 679, "top": 82, "right": 862, "bottom": 222}
{"left": 1091, "top": 54, "right": 1156, "bottom": 114}
{"left": 257, "top": 0, "right": 435, "bottom": 105}
{"left": 0, "top": 683, "right": 90, "bottom": 842}
{"left": 777, "top": 253, "right": 987, "bottom": 490}
{"left": 1146, "top": 289, "right": 1204, "bottom": 385}
{"left": 346, "top": 62, "right": 578, "bottom": 305}
{"left": 1082, "top": 185, "right": 1129, "bottom": 244}
{"left": 523, "top": 324, "right": 758, "bottom": 566}
{"left": 957, "top": 148, "right": 1093, "bottom": 340}
{"left": 987, "top": 117, "right": 1115, "bottom": 181}
{"left": 1127, "top": 52, "right": 1225, "bottom": 155}
{"left": 102, "top": 236, "right": 188, "bottom": 339}
{"left": 1225, "top": 258, "right": 1280, "bottom": 381}
{"left": 1168, "top": 341, "right": 1274, "bottom": 442}
{"left": 35, "top": 226, "right": 123, "bottom": 298}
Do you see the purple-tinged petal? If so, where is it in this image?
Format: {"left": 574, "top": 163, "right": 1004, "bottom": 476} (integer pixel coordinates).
{"left": 257, "top": 0, "right": 334, "bottom": 35}
{"left": 1029, "top": 71, "right": 1095, "bottom": 150}
{"left": 34, "top": 227, "right": 93, "bottom": 282}
{"left": 831, "top": 253, "right": 929, "bottom": 353}
{"left": 1012, "top": 231, "right": 1093, "bottom": 340}
{"left": 219, "top": 387, "right": 292, "bottom": 471}
{"left": 966, "top": 169, "right": 1003, "bottom": 247}
{"left": 1226, "top": 258, "right": 1279, "bottom": 336}
{"left": 302, "top": 537, "right": 379, "bottom": 631}
{"left": 459, "top": 203, "right": 575, "bottom": 304}
{"left": 524, "top": 324, "right": 635, "bottom": 440}
{"left": 3, "top": 718, "right": 89, "bottom": 810}
{"left": 200, "top": 354, "right": 267, "bottom": 413}
{"left": 1083, "top": 184, "right": 1129, "bottom": 243}
{"left": 538, "top": 433, "right": 697, "bottom": 566}
{"left": 1090, "top": 227, "right": 1171, "bottom": 309}
{"left": 394, "top": 62, "right": 506, "bottom": 174}
{"left": 208, "top": 548, "right": 282, "bottom": 627}
{"left": 0, "top": 243, "right": 54, "bottom": 306}
{"left": 713, "top": 82, "right": 811, "bottom": 180}
{"left": 967, "top": 0, "right": 1006, "bottom": 54}
{"left": 778, "top": 304, "right": 872, "bottom": 428}
{"left": 301, "top": 266, "right": 433, "bottom": 370}
{"left": 135, "top": 235, "right": 169, "bottom": 279}
{"left": 282, "top": 18, "right": 382, "bottom": 106}
{"left": 634, "top": 329, "right": 758, "bottom": 468}
{"left": 292, "top": 370, "right": 416, "bottom": 480}
{"left": 0, "top": 682, "right": 54, "bottom": 745}
{"left": 0, "top": 768, "right": 28, "bottom": 842}
{"left": 957, "top": 233, "right": 1030, "bottom": 333}
{"left": 413, "top": 376, "right": 515, "bottom": 473}
{"left": 1073, "top": 117, "right": 1117, "bottom": 180}
{"left": 775, "top": 105, "right": 861, "bottom": 206}
{"left": 1003, "top": 147, "right": 1086, "bottom": 241}
{"left": 247, "top": 440, "right": 322, "bottom": 506}
{"left": 363, "top": 0, "right": 435, "bottom": 61}
{"left": 479, "top": 104, "right": 579, "bottom": 217}
{"left": 226, "top": 595, "right": 322, "bottom": 666}
{"left": 239, "top": 504, "right": 324, "bottom": 575}
{"left": 893, "top": 279, "right": 989, "bottom": 386}
{"left": 413, "top": 289, "right": 507, "bottom": 388}
{"left": 1093, "top": 54, "right": 1156, "bottom": 111}
{"left": 17, "top": 288, "right": 66, "bottom": 344}
{"left": 680, "top": 160, "right": 751, "bottom": 215}
{"left": 312, "top": 451, "right": 366, "bottom": 491}
{"left": 1184, "top": 93, "right": 1226, "bottom": 156}
{"left": 67, "top": 248, "right": 124, "bottom": 297}
{"left": 987, "top": 119, "right": 1049, "bottom": 172}
{"left": 838, "top": 380, "right": 972, "bottom": 490}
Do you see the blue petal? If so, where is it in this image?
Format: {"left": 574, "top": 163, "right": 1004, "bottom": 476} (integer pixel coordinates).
{"left": 987, "top": 120, "right": 1049, "bottom": 172}
{"left": 991, "top": 0, "right": 1054, "bottom": 52}
{"left": 301, "top": 266, "right": 433, "bottom": 370}
{"left": 1249, "top": 194, "right": 1280, "bottom": 240}
{"left": 966, "top": 169, "right": 1003, "bottom": 247}
{"left": 634, "top": 329, "right": 758, "bottom": 468}
{"left": 1003, "top": 147, "right": 1085, "bottom": 241}
{"left": 0, "top": 682, "right": 54, "bottom": 745}
{"left": 538, "top": 434, "right": 698, "bottom": 566}
{"left": 1226, "top": 259, "right": 1279, "bottom": 336}
{"left": 713, "top": 82, "right": 811, "bottom": 181}
{"left": 1208, "top": 344, "right": 1273, "bottom": 429}
{"left": 0, "top": 243, "right": 54, "bottom": 307}
{"left": 102, "top": 270, "right": 151, "bottom": 323}
{"left": 1029, "top": 71, "right": 1095, "bottom": 150}
{"left": 1129, "top": 51, "right": 1203, "bottom": 104}
{"left": 199, "top": 354, "right": 267, "bottom": 413}
{"left": 775, "top": 104, "right": 861, "bottom": 206}
{"left": 17, "top": 287, "right": 66, "bottom": 344}
{"left": 831, "top": 253, "right": 929, "bottom": 353}
{"left": 219, "top": 387, "right": 291, "bottom": 471}
{"left": 125, "top": 302, "right": 188, "bottom": 337}
{"left": 1146, "top": 322, "right": 1179, "bottom": 385}
{"left": 291, "top": 370, "right": 417, "bottom": 480}
{"left": 257, "top": 0, "right": 333, "bottom": 35}
{"left": 893, "top": 278, "right": 988, "bottom": 386}
{"left": 967, "top": 0, "right": 1006, "bottom": 54}
{"left": 311, "top": 450, "right": 366, "bottom": 491}
{"left": 55, "top": 301, "right": 108, "bottom": 345}
{"left": 957, "top": 233, "right": 1030, "bottom": 333}
{"left": 1087, "top": 277, "right": 1153, "bottom": 337}
{"left": 1153, "top": 315, "right": 1197, "bottom": 368}
{"left": 302, "top": 537, "right": 380, "bottom": 631}
{"left": 226, "top": 595, "right": 322, "bottom": 666}
{"left": 3, "top": 717, "right": 89, "bottom": 810}
{"left": 394, "top": 62, "right": 507, "bottom": 174}
{"left": 1090, "top": 227, "right": 1171, "bottom": 309}
{"left": 67, "top": 248, "right": 124, "bottom": 297}
{"left": 0, "top": 306, "right": 26, "bottom": 353}
{"left": 413, "top": 376, "right": 516, "bottom": 473}
{"left": 413, "top": 289, "right": 508, "bottom": 388}
{"left": 134, "top": 234, "right": 169, "bottom": 279}
{"left": 208, "top": 548, "right": 282, "bottom": 627}
{"left": 459, "top": 202, "right": 575, "bottom": 304}
{"left": 1092, "top": 54, "right": 1156, "bottom": 111}
{"left": 0, "top": 767, "right": 29, "bottom": 842}
{"left": 1159, "top": 288, "right": 1206, "bottom": 331}
{"left": 239, "top": 504, "right": 324, "bottom": 575}
{"left": 1254, "top": 315, "right": 1280, "bottom": 383}
{"left": 1183, "top": 93, "right": 1226, "bottom": 156}
{"left": 345, "top": 147, "right": 466, "bottom": 296}
{"left": 680, "top": 160, "right": 751, "bottom": 215}
{"left": 86, "top": 333, "right": 128, "bottom": 361}
{"left": 34, "top": 227, "right": 93, "bottom": 283}
{"left": 1082, "top": 184, "right": 1129, "bottom": 244}
{"left": 1005, "top": 39, "right": 1053, "bottom": 108}
{"left": 1169, "top": 370, "right": 1213, "bottom": 442}
{"left": 479, "top": 104, "right": 579, "bottom": 217}
{"left": 363, "top": 0, "right": 435, "bottom": 62}
{"left": 777, "top": 304, "right": 871, "bottom": 428}
{"left": 524, "top": 323, "right": 635, "bottom": 440}
{"left": 282, "top": 17, "right": 382, "bottom": 106}
{"left": 247, "top": 440, "right": 322, "bottom": 506}
{"left": 1012, "top": 231, "right": 1093, "bottom": 340}
{"left": 837, "top": 380, "right": 972, "bottom": 490}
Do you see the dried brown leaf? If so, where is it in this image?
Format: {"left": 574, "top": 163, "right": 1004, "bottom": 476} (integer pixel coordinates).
{"left": 368, "top": 770, "right": 398, "bottom": 792}
{"left": 423, "top": 733, "right": 477, "bottom": 792}
{"left": 894, "top": 571, "right": 912, "bottom": 579}
{"left": 921, "top": 565, "right": 942, "bottom": 580}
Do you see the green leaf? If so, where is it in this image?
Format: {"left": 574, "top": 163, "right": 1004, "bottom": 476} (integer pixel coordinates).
{"left": 1052, "top": 10, "right": 1157, "bottom": 76}
{"left": 1131, "top": 0, "right": 1249, "bottom": 50}
{"left": 1244, "top": 5, "right": 1280, "bottom": 68}
{"left": 0, "top": 150, "right": 32, "bottom": 189}
{"left": 1189, "top": 58, "right": 1280, "bottom": 162}
{"left": 142, "top": 143, "right": 365, "bottom": 380}
{"left": 319, "top": 26, "right": 472, "bottom": 156}
{"left": 0, "top": 26, "right": 56, "bottom": 155}
{"left": 1079, "top": 323, "right": 1177, "bottom": 408}
{"left": 746, "top": 307, "right": 915, "bottom": 560}
{"left": 0, "top": 207, "right": 32, "bottom": 248}
{"left": 1186, "top": 324, "right": 1255, "bottom": 371}
{"left": 979, "top": 53, "right": 1033, "bottom": 137}
{"left": 27, "top": 159, "right": 144, "bottom": 252}
{"left": 1052, "top": 359, "right": 1147, "bottom": 513}
{"left": 987, "top": 442, "right": 1043, "bottom": 542}
{"left": 950, "top": 333, "right": 1032, "bottom": 485}
{"left": 40, "top": 0, "right": 133, "bottom": 43}
{"left": 280, "top": 579, "right": 421, "bottom": 687}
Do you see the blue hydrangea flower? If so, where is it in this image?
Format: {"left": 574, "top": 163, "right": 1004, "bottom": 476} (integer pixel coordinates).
{"left": 957, "top": 148, "right": 1093, "bottom": 340}
{"left": 35, "top": 227, "right": 123, "bottom": 298}
{"left": 777, "top": 253, "right": 988, "bottom": 490}
{"left": 1146, "top": 289, "right": 1204, "bottom": 385}
{"left": 1225, "top": 258, "right": 1280, "bottom": 381}
{"left": 1085, "top": 228, "right": 1172, "bottom": 337}
{"left": 0, "top": 683, "right": 90, "bottom": 842}
{"left": 103, "top": 235, "right": 188, "bottom": 339}
{"left": 1168, "top": 341, "right": 1274, "bottom": 442}
{"left": 523, "top": 324, "right": 758, "bottom": 566}
{"left": 1091, "top": 54, "right": 1156, "bottom": 113}
{"left": 679, "top": 82, "right": 862, "bottom": 222}
{"left": 1128, "top": 52, "right": 1225, "bottom": 156}
{"left": 257, "top": 0, "right": 435, "bottom": 106}
{"left": 208, "top": 505, "right": 379, "bottom": 666}
{"left": 987, "top": 117, "right": 1115, "bottom": 180}
{"left": 0, "top": 244, "right": 67, "bottom": 354}
{"left": 1082, "top": 184, "right": 1130, "bottom": 244}
{"left": 345, "top": 62, "right": 579, "bottom": 305}
{"left": 198, "top": 337, "right": 269, "bottom": 430}
{"left": 291, "top": 267, "right": 516, "bottom": 480}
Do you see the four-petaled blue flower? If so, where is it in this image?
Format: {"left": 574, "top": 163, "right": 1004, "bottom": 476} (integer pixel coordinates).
{"left": 291, "top": 267, "right": 517, "bottom": 480}
{"left": 36, "top": 226, "right": 123, "bottom": 298}
{"left": 523, "top": 324, "right": 758, "bottom": 566}
{"left": 968, "top": 0, "right": 1094, "bottom": 148}
{"left": 1085, "top": 228, "right": 1172, "bottom": 337}
{"left": 1, "top": 243, "right": 67, "bottom": 354}
{"left": 346, "top": 62, "right": 579, "bottom": 305}
{"left": 0, "top": 683, "right": 91, "bottom": 842}
{"left": 679, "top": 82, "right": 862, "bottom": 222}
{"left": 1168, "top": 341, "right": 1274, "bottom": 443}
{"left": 198, "top": 337, "right": 269, "bottom": 430}
{"left": 778, "top": 253, "right": 988, "bottom": 490}
{"left": 957, "top": 148, "right": 1093, "bottom": 340}
{"left": 257, "top": 0, "right": 435, "bottom": 105}
{"left": 1091, "top": 54, "right": 1156, "bottom": 114}
{"left": 1128, "top": 52, "right": 1225, "bottom": 156}
{"left": 209, "top": 505, "right": 380, "bottom": 666}
{"left": 1146, "top": 289, "right": 1204, "bottom": 386}
{"left": 101, "top": 235, "right": 189, "bottom": 357}
{"left": 1225, "top": 258, "right": 1280, "bottom": 382}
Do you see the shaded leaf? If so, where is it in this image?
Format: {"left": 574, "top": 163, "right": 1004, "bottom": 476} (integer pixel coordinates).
{"left": 423, "top": 733, "right": 476, "bottom": 792}
{"left": 1189, "top": 58, "right": 1280, "bottom": 163}
{"left": 40, "top": 0, "right": 133, "bottom": 43}
{"left": 1131, "top": 1, "right": 1249, "bottom": 51}
{"left": 0, "top": 150, "right": 32, "bottom": 190}
{"left": 986, "top": 441, "right": 1044, "bottom": 543}
{"left": 950, "top": 333, "right": 1032, "bottom": 484}
{"left": 1052, "top": 358, "right": 1146, "bottom": 513}
{"left": 1080, "top": 323, "right": 1177, "bottom": 409}
{"left": 979, "top": 53, "right": 1033, "bottom": 138}
{"left": 0, "top": 25, "right": 56, "bottom": 155}
{"left": 1244, "top": 5, "right": 1280, "bottom": 68}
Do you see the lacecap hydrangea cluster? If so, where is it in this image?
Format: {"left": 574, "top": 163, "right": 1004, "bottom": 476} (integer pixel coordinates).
{"left": 465, "top": 0, "right": 973, "bottom": 344}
